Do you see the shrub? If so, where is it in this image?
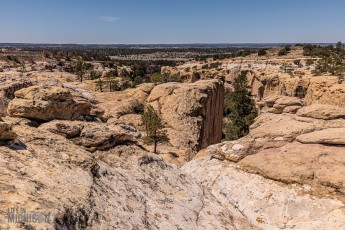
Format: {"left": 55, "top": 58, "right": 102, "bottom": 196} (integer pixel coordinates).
{"left": 223, "top": 71, "right": 258, "bottom": 140}
{"left": 293, "top": 59, "right": 301, "bottom": 66}
{"left": 150, "top": 73, "right": 164, "bottom": 83}
{"left": 278, "top": 48, "right": 288, "bottom": 56}
{"left": 258, "top": 49, "right": 267, "bottom": 56}
{"left": 306, "top": 59, "right": 314, "bottom": 66}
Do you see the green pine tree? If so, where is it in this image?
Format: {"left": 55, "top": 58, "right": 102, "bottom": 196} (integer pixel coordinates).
{"left": 224, "top": 71, "right": 258, "bottom": 140}
{"left": 141, "top": 105, "right": 169, "bottom": 153}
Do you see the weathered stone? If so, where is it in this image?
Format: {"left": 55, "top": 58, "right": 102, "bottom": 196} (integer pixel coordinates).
{"left": 0, "top": 78, "right": 33, "bottom": 116}
{"left": 0, "top": 122, "right": 17, "bottom": 140}
{"left": 153, "top": 80, "right": 224, "bottom": 151}
{"left": 297, "top": 104, "right": 345, "bottom": 120}
{"left": 8, "top": 86, "right": 104, "bottom": 121}
{"left": 39, "top": 120, "right": 141, "bottom": 151}
{"left": 296, "top": 128, "right": 345, "bottom": 145}
{"left": 274, "top": 96, "right": 303, "bottom": 107}
{"left": 0, "top": 121, "right": 238, "bottom": 230}
{"left": 283, "top": 105, "right": 302, "bottom": 114}
{"left": 183, "top": 157, "right": 345, "bottom": 230}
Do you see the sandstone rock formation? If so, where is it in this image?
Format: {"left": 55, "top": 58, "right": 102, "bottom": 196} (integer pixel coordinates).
{"left": 296, "top": 103, "right": 345, "bottom": 120}
{"left": 39, "top": 120, "right": 141, "bottom": 151}
{"left": 250, "top": 74, "right": 345, "bottom": 108}
{"left": 296, "top": 128, "right": 345, "bottom": 145}
{"left": 0, "top": 76, "right": 33, "bottom": 116}
{"left": 102, "top": 80, "right": 224, "bottom": 155}
{"left": 8, "top": 86, "right": 104, "bottom": 121}
{"left": 192, "top": 101, "right": 345, "bottom": 229}
{"left": 183, "top": 157, "right": 345, "bottom": 230}
{"left": 0, "top": 118, "right": 252, "bottom": 230}
{"left": 147, "top": 79, "right": 224, "bottom": 151}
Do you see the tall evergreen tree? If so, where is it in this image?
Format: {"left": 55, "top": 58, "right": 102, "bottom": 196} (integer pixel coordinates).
{"left": 141, "top": 105, "right": 169, "bottom": 153}
{"left": 224, "top": 71, "right": 257, "bottom": 140}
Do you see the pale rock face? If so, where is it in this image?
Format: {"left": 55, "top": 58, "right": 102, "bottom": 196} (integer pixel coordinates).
{"left": 296, "top": 128, "right": 345, "bottom": 145}
{"left": 274, "top": 96, "right": 304, "bottom": 107}
{"left": 39, "top": 120, "right": 141, "bottom": 151}
{"left": 239, "top": 142, "right": 345, "bottom": 196}
{"left": 252, "top": 75, "right": 345, "bottom": 108}
{"left": 282, "top": 105, "right": 302, "bottom": 114}
{"left": 296, "top": 103, "right": 345, "bottom": 120}
{"left": 232, "top": 143, "right": 244, "bottom": 151}
{"left": 7, "top": 86, "right": 104, "bottom": 121}
{"left": 107, "top": 80, "right": 224, "bottom": 153}
{"left": 0, "top": 120, "right": 241, "bottom": 230}
{"left": 182, "top": 157, "right": 345, "bottom": 230}
{"left": 197, "top": 101, "right": 345, "bottom": 229}
{"left": 151, "top": 80, "right": 224, "bottom": 151}
{"left": 0, "top": 77, "right": 33, "bottom": 116}
{"left": 261, "top": 96, "right": 303, "bottom": 114}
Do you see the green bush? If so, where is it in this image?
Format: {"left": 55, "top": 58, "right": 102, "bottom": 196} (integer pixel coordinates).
{"left": 223, "top": 71, "right": 258, "bottom": 140}
{"left": 258, "top": 49, "right": 267, "bottom": 56}
{"left": 150, "top": 73, "right": 164, "bottom": 83}
{"left": 278, "top": 48, "right": 288, "bottom": 56}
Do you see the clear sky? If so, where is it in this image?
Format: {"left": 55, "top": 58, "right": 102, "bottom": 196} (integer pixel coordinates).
{"left": 0, "top": 0, "right": 344, "bottom": 44}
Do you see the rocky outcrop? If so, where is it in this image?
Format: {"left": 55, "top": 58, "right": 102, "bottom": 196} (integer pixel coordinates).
{"left": 296, "top": 128, "right": 345, "bottom": 145}
{"left": 8, "top": 86, "right": 104, "bottom": 121}
{"left": 104, "top": 80, "right": 224, "bottom": 156}
{"left": 183, "top": 157, "right": 345, "bottom": 230}
{"left": 147, "top": 79, "right": 224, "bottom": 151}
{"left": 0, "top": 119, "right": 245, "bottom": 230}
{"left": 193, "top": 102, "right": 345, "bottom": 229}
{"left": 261, "top": 96, "right": 304, "bottom": 114}
{"left": 0, "top": 77, "right": 33, "bottom": 116}
{"left": 296, "top": 103, "right": 345, "bottom": 120}
{"left": 251, "top": 75, "right": 345, "bottom": 108}
{"left": 39, "top": 120, "right": 141, "bottom": 151}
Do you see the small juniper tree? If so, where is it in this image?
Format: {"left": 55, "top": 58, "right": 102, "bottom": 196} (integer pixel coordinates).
{"left": 95, "top": 78, "right": 106, "bottom": 92}
{"left": 224, "top": 71, "right": 258, "bottom": 140}
{"left": 74, "top": 58, "right": 85, "bottom": 82}
{"left": 141, "top": 105, "right": 169, "bottom": 153}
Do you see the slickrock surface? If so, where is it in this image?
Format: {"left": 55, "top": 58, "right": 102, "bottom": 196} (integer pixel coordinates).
{"left": 296, "top": 128, "right": 345, "bottom": 145}
{"left": 183, "top": 157, "right": 345, "bottom": 230}
{"left": 102, "top": 80, "right": 224, "bottom": 153}
{"left": 8, "top": 86, "right": 104, "bottom": 121}
{"left": 296, "top": 103, "right": 345, "bottom": 120}
{"left": 0, "top": 118, "right": 251, "bottom": 230}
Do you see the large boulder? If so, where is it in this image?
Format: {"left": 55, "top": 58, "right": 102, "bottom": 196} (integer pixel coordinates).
{"left": 106, "top": 80, "right": 224, "bottom": 154}
{"left": 296, "top": 104, "right": 345, "bottom": 120}
{"left": 7, "top": 86, "right": 104, "bottom": 121}
{"left": 262, "top": 96, "right": 303, "bottom": 114}
{"left": 39, "top": 120, "right": 141, "bottom": 151}
{"left": 296, "top": 128, "right": 345, "bottom": 145}
{"left": 0, "top": 77, "right": 33, "bottom": 116}
{"left": 148, "top": 79, "right": 224, "bottom": 151}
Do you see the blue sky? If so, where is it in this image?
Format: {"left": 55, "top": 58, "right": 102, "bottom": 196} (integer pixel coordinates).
{"left": 0, "top": 0, "right": 344, "bottom": 44}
